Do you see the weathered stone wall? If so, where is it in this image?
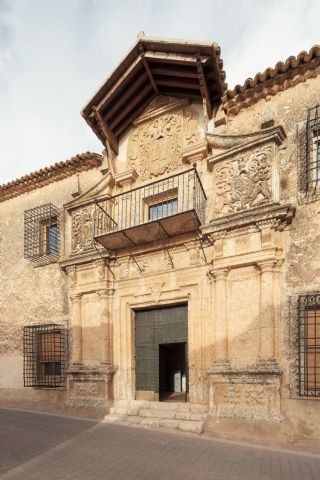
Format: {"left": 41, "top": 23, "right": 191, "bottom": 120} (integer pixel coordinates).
{"left": 208, "top": 74, "right": 320, "bottom": 445}
{"left": 0, "top": 166, "right": 102, "bottom": 405}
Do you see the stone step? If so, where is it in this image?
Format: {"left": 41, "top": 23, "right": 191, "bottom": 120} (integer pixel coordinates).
{"left": 115, "top": 400, "right": 208, "bottom": 414}
{"left": 103, "top": 413, "right": 204, "bottom": 434}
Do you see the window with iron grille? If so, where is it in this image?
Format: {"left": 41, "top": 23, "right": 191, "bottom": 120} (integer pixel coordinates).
{"left": 298, "top": 295, "right": 320, "bottom": 397}
{"left": 306, "top": 105, "right": 320, "bottom": 188}
{"left": 24, "top": 204, "right": 60, "bottom": 260}
{"left": 23, "top": 324, "right": 67, "bottom": 388}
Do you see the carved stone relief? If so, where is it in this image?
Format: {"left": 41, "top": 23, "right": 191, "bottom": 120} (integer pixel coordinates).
{"left": 71, "top": 206, "right": 94, "bottom": 253}
{"left": 127, "top": 97, "right": 201, "bottom": 181}
{"left": 214, "top": 144, "right": 273, "bottom": 215}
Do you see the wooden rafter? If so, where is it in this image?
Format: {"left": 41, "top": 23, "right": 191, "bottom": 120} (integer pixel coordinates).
{"left": 109, "top": 83, "right": 154, "bottom": 130}
{"left": 104, "top": 73, "right": 148, "bottom": 121}
{"left": 195, "top": 53, "right": 213, "bottom": 119}
{"left": 150, "top": 66, "right": 198, "bottom": 79}
{"left": 92, "top": 107, "right": 119, "bottom": 154}
{"left": 138, "top": 44, "right": 158, "bottom": 94}
{"left": 156, "top": 78, "right": 200, "bottom": 90}
{"left": 114, "top": 92, "right": 156, "bottom": 137}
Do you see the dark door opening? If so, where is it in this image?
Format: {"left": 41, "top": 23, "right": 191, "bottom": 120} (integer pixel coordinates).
{"left": 159, "top": 342, "right": 187, "bottom": 402}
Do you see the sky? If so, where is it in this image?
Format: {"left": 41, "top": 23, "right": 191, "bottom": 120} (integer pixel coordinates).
{"left": 0, "top": 0, "right": 319, "bottom": 184}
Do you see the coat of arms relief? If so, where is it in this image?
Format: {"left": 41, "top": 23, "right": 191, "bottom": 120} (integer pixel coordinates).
{"left": 71, "top": 206, "right": 94, "bottom": 253}
{"left": 214, "top": 144, "right": 273, "bottom": 216}
{"left": 127, "top": 96, "right": 201, "bottom": 181}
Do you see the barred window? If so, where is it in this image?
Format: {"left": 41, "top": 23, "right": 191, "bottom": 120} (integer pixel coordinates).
{"left": 23, "top": 324, "right": 66, "bottom": 388}
{"left": 24, "top": 204, "right": 60, "bottom": 260}
{"left": 306, "top": 104, "right": 320, "bottom": 188}
{"left": 298, "top": 295, "right": 320, "bottom": 397}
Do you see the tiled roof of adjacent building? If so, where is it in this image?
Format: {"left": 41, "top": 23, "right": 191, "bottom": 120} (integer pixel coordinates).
{"left": 0, "top": 151, "right": 102, "bottom": 202}
{"left": 223, "top": 44, "right": 320, "bottom": 115}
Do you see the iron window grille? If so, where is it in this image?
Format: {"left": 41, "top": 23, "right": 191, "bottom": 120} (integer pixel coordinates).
{"left": 24, "top": 204, "right": 60, "bottom": 260}
{"left": 306, "top": 104, "right": 320, "bottom": 188}
{"left": 23, "top": 324, "right": 67, "bottom": 388}
{"left": 298, "top": 295, "right": 320, "bottom": 397}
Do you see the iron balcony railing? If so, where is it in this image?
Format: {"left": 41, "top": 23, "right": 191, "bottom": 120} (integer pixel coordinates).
{"left": 94, "top": 167, "right": 206, "bottom": 241}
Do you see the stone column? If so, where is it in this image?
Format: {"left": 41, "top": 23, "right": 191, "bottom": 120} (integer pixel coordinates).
{"left": 213, "top": 268, "right": 230, "bottom": 362}
{"left": 258, "top": 260, "right": 276, "bottom": 360}
{"left": 98, "top": 289, "right": 112, "bottom": 366}
{"left": 70, "top": 293, "right": 82, "bottom": 364}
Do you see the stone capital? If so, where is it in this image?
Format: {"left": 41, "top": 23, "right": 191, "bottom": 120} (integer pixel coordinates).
{"left": 97, "top": 288, "right": 115, "bottom": 299}
{"left": 210, "top": 267, "right": 230, "bottom": 281}
{"left": 69, "top": 292, "right": 82, "bottom": 303}
{"left": 257, "top": 259, "right": 277, "bottom": 274}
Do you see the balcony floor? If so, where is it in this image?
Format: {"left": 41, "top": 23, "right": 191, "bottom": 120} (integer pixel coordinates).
{"left": 95, "top": 210, "right": 200, "bottom": 250}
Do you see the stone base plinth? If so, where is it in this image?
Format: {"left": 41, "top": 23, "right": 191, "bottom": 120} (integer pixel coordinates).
{"left": 66, "top": 364, "right": 115, "bottom": 410}
{"left": 208, "top": 360, "right": 282, "bottom": 422}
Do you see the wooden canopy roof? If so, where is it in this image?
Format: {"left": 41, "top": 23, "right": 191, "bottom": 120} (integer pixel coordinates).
{"left": 81, "top": 34, "right": 227, "bottom": 154}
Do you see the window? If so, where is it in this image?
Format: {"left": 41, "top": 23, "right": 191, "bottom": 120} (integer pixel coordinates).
{"left": 24, "top": 204, "right": 60, "bottom": 260}
{"left": 40, "top": 218, "right": 58, "bottom": 255}
{"left": 23, "top": 324, "right": 66, "bottom": 388}
{"left": 298, "top": 295, "right": 320, "bottom": 397}
{"left": 306, "top": 104, "right": 320, "bottom": 188}
{"left": 148, "top": 198, "right": 178, "bottom": 221}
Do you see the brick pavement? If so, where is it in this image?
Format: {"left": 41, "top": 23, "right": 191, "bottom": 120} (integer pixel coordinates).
{"left": 1, "top": 407, "right": 320, "bottom": 480}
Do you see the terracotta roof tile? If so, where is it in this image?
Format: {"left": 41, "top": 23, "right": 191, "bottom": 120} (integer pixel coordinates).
{"left": 0, "top": 152, "right": 102, "bottom": 202}
{"left": 223, "top": 44, "right": 320, "bottom": 115}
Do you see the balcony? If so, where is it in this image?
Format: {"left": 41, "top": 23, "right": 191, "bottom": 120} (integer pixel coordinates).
{"left": 94, "top": 168, "right": 206, "bottom": 250}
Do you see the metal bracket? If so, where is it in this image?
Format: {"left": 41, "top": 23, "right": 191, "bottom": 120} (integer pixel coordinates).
{"left": 120, "top": 233, "right": 143, "bottom": 273}
{"left": 192, "top": 213, "right": 208, "bottom": 264}
{"left": 157, "top": 221, "right": 174, "bottom": 269}
{"left": 93, "top": 240, "right": 115, "bottom": 279}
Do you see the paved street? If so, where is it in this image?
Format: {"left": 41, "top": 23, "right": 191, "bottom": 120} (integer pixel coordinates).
{"left": 1, "top": 407, "right": 320, "bottom": 480}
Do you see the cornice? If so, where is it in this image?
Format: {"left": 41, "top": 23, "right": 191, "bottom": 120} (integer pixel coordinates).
{"left": 201, "top": 203, "right": 295, "bottom": 239}
{"left": 207, "top": 125, "right": 286, "bottom": 168}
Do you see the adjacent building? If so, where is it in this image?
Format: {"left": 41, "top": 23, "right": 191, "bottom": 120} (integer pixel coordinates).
{"left": 1, "top": 34, "right": 320, "bottom": 445}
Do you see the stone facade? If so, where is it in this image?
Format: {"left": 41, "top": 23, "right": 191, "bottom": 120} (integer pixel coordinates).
{"left": 1, "top": 36, "right": 320, "bottom": 446}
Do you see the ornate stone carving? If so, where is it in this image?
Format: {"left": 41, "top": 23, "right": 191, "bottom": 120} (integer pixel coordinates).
{"left": 127, "top": 97, "right": 201, "bottom": 181}
{"left": 71, "top": 206, "right": 94, "bottom": 253}
{"left": 148, "top": 278, "right": 165, "bottom": 303}
{"left": 215, "top": 145, "right": 273, "bottom": 215}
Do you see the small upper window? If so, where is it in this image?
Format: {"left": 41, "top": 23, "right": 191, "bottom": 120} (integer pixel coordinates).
{"left": 148, "top": 198, "right": 178, "bottom": 221}
{"left": 24, "top": 204, "right": 60, "bottom": 260}
{"left": 306, "top": 104, "right": 320, "bottom": 188}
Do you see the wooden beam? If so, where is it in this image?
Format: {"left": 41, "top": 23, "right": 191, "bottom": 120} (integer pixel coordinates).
{"left": 109, "top": 83, "right": 154, "bottom": 130}
{"left": 114, "top": 93, "right": 156, "bottom": 137}
{"left": 151, "top": 66, "right": 198, "bottom": 79}
{"left": 95, "top": 56, "right": 143, "bottom": 113}
{"left": 195, "top": 53, "right": 213, "bottom": 119}
{"left": 156, "top": 88, "right": 201, "bottom": 100}
{"left": 156, "top": 78, "right": 200, "bottom": 90}
{"left": 138, "top": 43, "right": 158, "bottom": 94}
{"left": 92, "top": 107, "right": 119, "bottom": 154}
{"left": 145, "top": 51, "right": 210, "bottom": 66}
